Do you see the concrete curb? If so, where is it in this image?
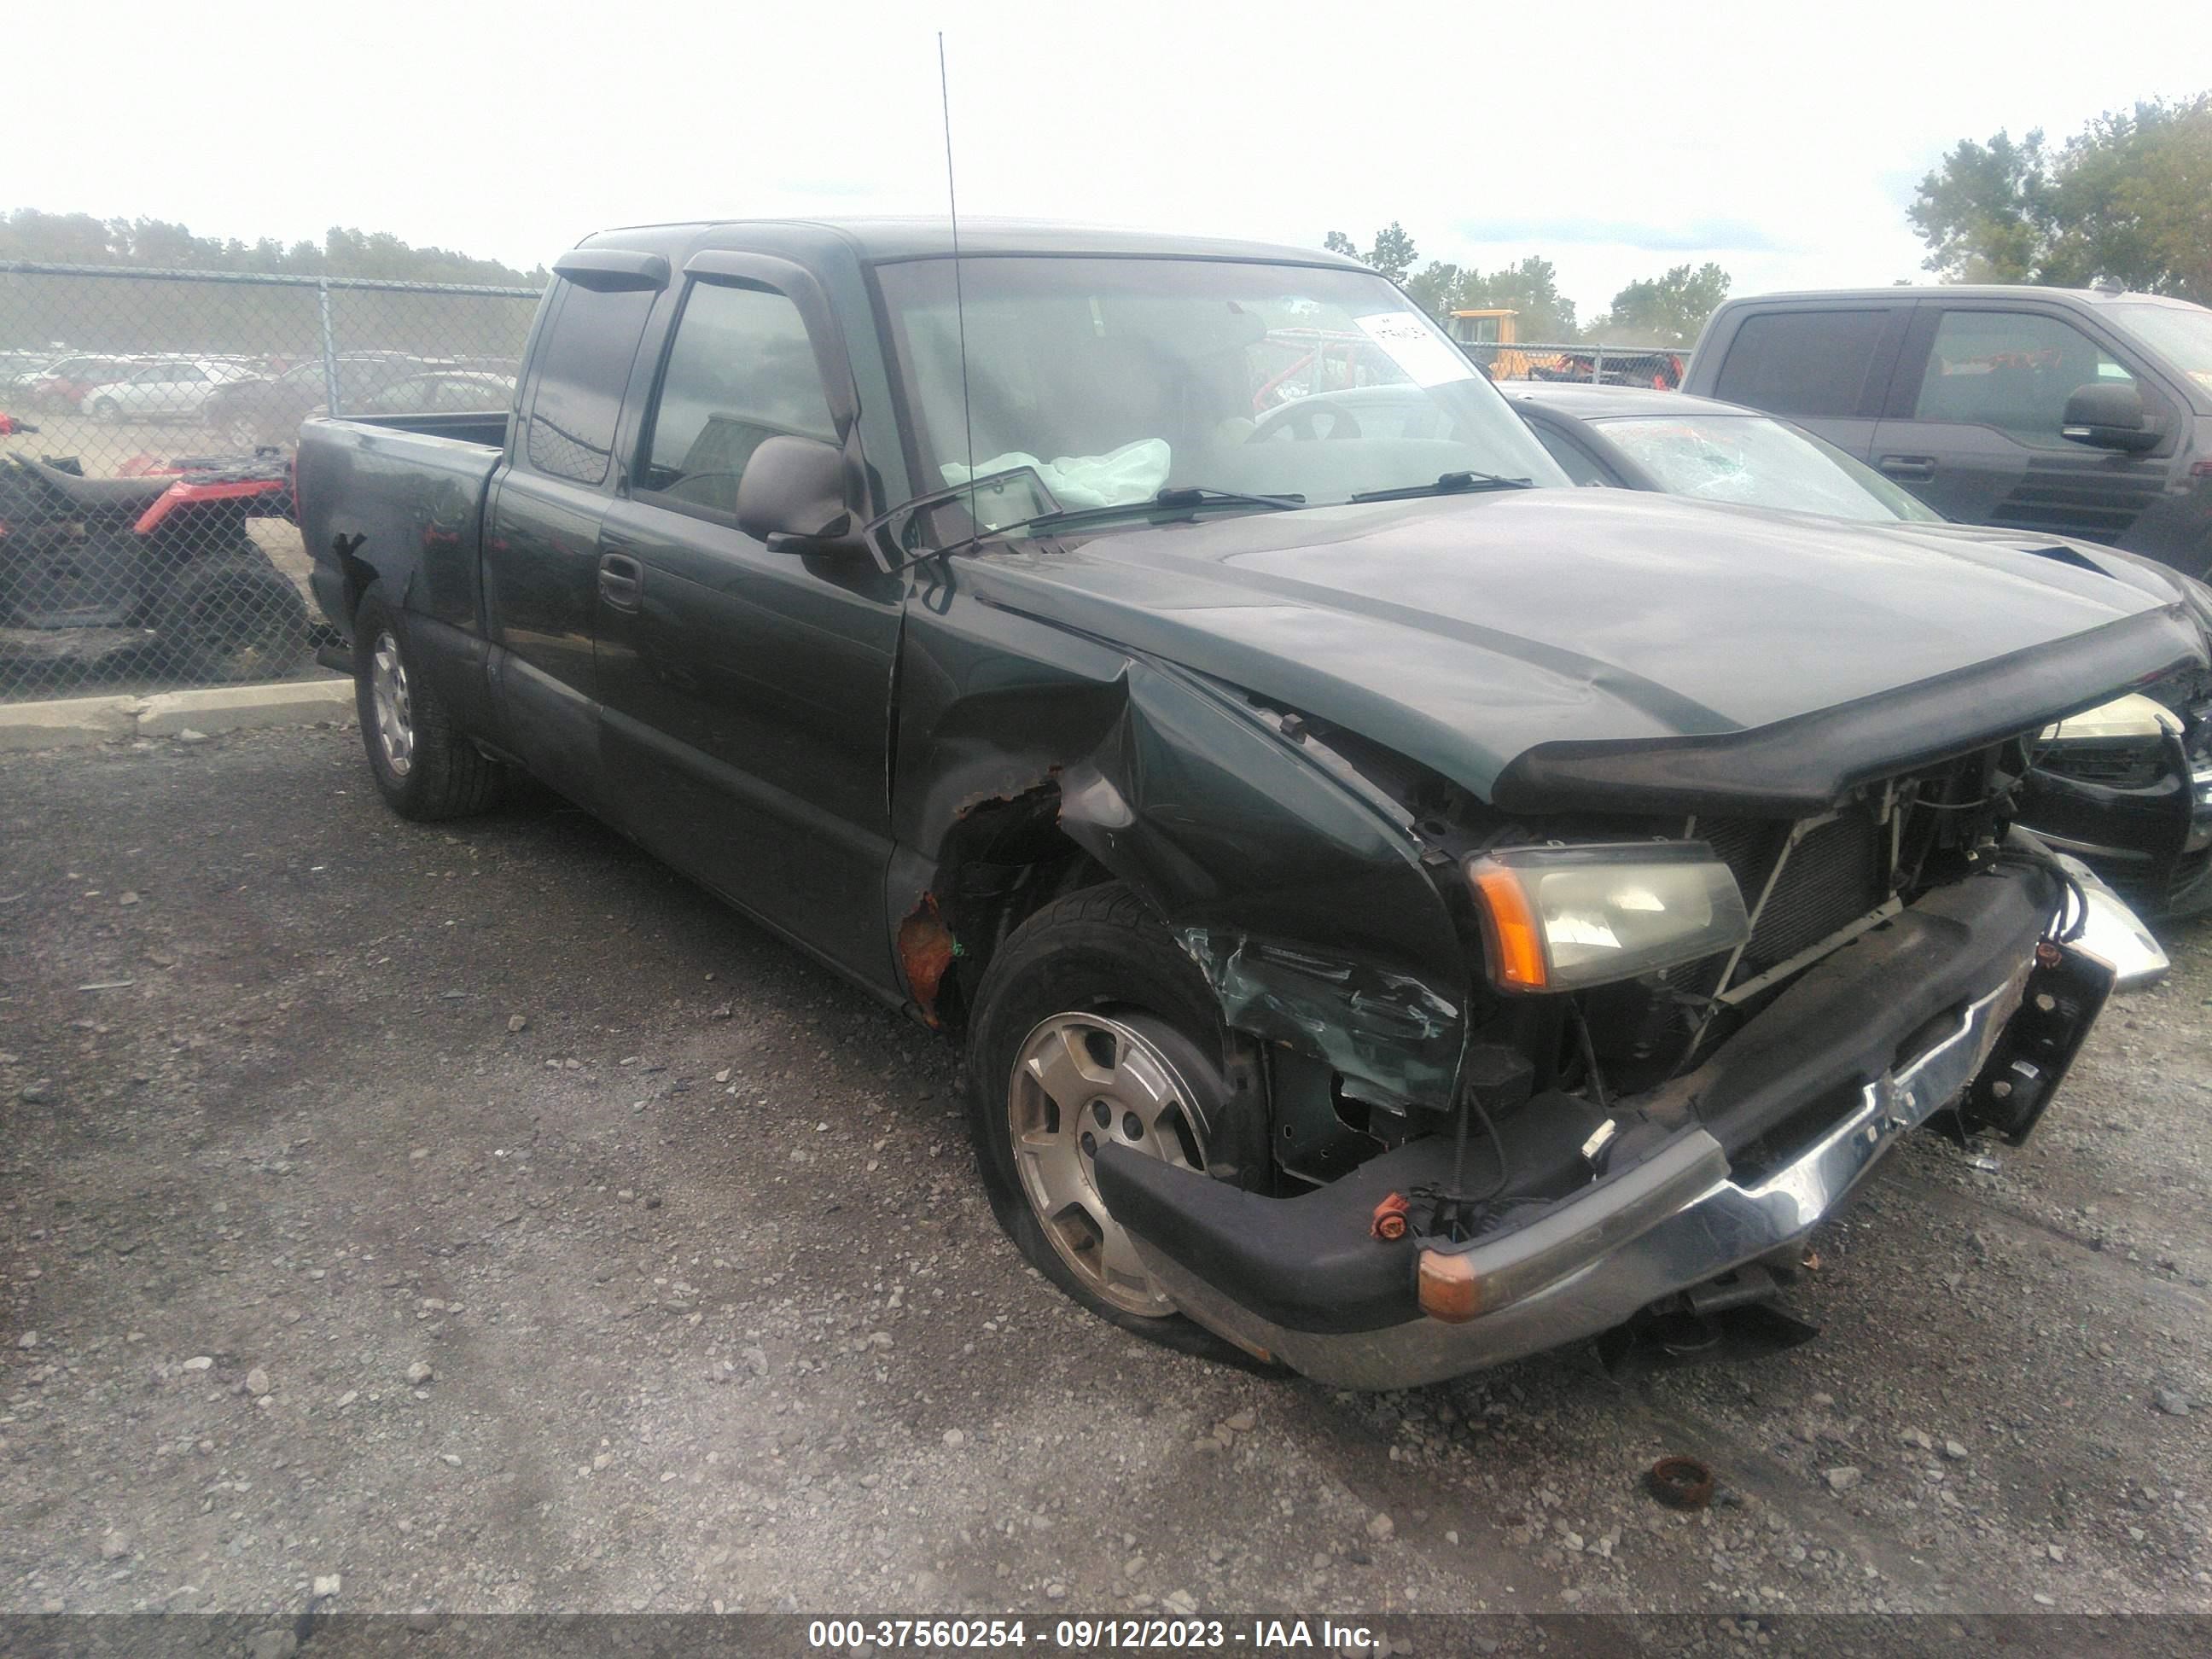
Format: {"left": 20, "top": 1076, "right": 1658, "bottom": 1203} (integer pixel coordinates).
{"left": 0, "top": 678, "right": 352, "bottom": 753}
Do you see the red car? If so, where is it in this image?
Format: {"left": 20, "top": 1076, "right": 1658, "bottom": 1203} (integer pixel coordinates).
{"left": 26, "top": 355, "right": 144, "bottom": 414}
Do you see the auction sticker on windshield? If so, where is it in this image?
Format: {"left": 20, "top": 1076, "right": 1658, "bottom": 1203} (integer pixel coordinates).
{"left": 1353, "top": 310, "right": 1476, "bottom": 387}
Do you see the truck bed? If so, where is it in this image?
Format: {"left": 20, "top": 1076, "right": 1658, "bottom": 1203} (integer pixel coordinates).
{"left": 294, "top": 415, "right": 505, "bottom": 642}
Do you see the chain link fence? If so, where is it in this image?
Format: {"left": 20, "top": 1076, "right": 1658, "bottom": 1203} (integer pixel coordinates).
{"left": 1458, "top": 341, "right": 1690, "bottom": 390}
{"left": 0, "top": 262, "right": 539, "bottom": 701}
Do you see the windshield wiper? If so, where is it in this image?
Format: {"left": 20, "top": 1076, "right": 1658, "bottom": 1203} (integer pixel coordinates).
{"left": 985, "top": 484, "right": 1307, "bottom": 541}
{"left": 1150, "top": 485, "right": 1306, "bottom": 511}
{"left": 1349, "top": 470, "right": 1534, "bottom": 504}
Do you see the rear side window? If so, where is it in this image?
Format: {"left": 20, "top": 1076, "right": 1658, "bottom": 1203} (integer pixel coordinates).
{"left": 521, "top": 280, "right": 655, "bottom": 486}
{"left": 1713, "top": 309, "right": 1891, "bottom": 417}
{"left": 639, "top": 280, "right": 836, "bottom": 516}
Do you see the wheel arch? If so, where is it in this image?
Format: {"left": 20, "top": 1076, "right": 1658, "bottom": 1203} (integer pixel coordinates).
{"left": 888, "top": 603, "right": 1471, "bottom": 1113}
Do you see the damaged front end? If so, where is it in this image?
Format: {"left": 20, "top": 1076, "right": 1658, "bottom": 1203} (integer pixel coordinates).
{"left": 1087, "top": 730, "right": 2116, "bottom": 1388}
{"left": 886, "top": 570, "right": 2156, "bottom": 1388}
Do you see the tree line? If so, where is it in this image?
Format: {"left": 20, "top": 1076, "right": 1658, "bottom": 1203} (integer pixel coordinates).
{"left": 1323, "top": 224, "right": 1730, "bottom": 347}
{"left": 1324, "top": 91, "right": 2210, "bottom": 348}
{"left": 0, "top": 210, "right": 549, "bottom": 288}
{"left": 1908, "top": 92, "right": 2209, "bottom": 302}
{"left": 0, "top": 212, "right": 544, "bottom": 365}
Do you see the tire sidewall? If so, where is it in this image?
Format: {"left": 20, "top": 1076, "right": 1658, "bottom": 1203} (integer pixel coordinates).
{"left": 965, "top": 892, "right": 1261, "bottom": 1362}
{"left": 352, "top": 590, "right": 419, "bottom": 813}
{"left": 170, "top": 556, "right": 308, "bottom": 683}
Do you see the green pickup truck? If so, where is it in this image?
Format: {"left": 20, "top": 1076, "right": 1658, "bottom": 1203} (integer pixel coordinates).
{"left": 292, "top": 219, "right": 2203, "bottom": 1387}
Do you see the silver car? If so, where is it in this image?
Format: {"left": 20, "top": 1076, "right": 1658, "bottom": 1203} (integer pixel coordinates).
{"left": 84, "top": 358, "right": 258, "bottom": 423}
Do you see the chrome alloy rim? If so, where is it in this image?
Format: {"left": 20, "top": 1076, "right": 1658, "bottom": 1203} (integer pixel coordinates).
{"left": 1006, "top": 1011, "right": 1209, "bottom": 1317}
{"left": 370, "top": 632, "right": 415, "bottom": 778}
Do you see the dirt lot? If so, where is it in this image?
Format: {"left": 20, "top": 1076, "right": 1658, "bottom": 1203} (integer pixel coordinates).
{"left": 3, "top": 724, "right": 2210, "bottom": 1625}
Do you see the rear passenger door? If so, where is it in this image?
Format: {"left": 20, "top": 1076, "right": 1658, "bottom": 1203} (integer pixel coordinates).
{"left": 593, "top": 254, "right": 905, "bottom": 989}
{"left": 1705, "top": 305, "right": 1910, "bottom": 459}
{"left": 481, "top": 260, "right": 661, "bottom": 813}
{"left": 1870, "top": 305, "right": 2174, "bottom": 544}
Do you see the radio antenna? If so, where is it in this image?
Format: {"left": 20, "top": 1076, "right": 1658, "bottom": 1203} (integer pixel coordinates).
{"left": 937, "top": 32, "right": 976, "bottom": 517}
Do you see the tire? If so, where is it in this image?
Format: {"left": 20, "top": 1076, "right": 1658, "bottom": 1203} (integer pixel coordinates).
{"left": 965, "top": 883, "right": 1273, "bottom": 1366}
{"left": 352, "top": 585, "right": 504, "bottom": 821}
{"left": 90, "top": 398, "right": 122, "bottom": 424}
{"left": 162, "top": 551, "right": 311, "bottom": 684}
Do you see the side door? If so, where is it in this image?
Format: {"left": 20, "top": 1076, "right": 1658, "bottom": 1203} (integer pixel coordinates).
{"left": 480, "top": 258, "right": 662, "bottom": 814}
{"left": 1871, "top": 305, "right": 2176, "bottom": 544}
{"left": 593, "top": 253, "right": 906, "bottom": 990}
{"left": 1703, "top": 303, "right": 1911, "bottom": 460}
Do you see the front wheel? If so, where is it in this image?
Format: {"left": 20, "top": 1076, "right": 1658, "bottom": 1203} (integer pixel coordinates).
{"left": 90, "top": 398, "right": 122, "bottom": 424}
{"left": 966, "top": 884, "right": 1263, "bottom": 1362}
{"left": 352, "top": 586, "right": 504, "bottom": 820}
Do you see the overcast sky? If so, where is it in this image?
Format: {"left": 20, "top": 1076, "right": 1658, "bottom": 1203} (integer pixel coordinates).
{"left": 18, "top": 1, "right": 2212, "bottom": 316}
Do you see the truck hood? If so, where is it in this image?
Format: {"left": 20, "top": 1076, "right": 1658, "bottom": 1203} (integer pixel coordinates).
{"left": 961, "top": 490, "right": 2209, "bottom": 812}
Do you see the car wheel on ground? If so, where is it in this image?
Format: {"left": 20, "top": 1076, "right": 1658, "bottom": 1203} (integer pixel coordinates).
{"left": 964, "top": 883, "right": 1267, "bottom": 1365}
{"left": 351, "top": 586, "right": 505, "bottom": 820}
{"left": 90, "top": 398, "right": 122, "bottom": 424}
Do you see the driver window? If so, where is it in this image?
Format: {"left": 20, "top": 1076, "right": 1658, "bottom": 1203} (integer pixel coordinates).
{"left": 641, "top": 280, "right": 836, "bottom": 517}
{"left": 1913, "top": 311, "right": 2134, "bottom": 445}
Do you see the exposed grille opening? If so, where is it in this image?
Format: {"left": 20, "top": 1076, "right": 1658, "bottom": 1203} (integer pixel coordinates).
{"left": 1590, "top": 808, "right": 1890, "bottom": 1086}
{"left": 1694, "top": 808, "right": 1886, "bottom": 988}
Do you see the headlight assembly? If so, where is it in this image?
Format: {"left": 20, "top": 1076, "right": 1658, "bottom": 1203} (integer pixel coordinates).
{"left": 2038, "top": 692, "right": 2181, "bottom": 745}
{"left": 1466, "top": 841, "right": 1751, "bottom": 993}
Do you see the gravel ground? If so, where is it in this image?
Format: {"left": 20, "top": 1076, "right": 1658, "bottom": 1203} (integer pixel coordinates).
{"left": 3, "top": 724, "right": 2209, "bottom": 1627}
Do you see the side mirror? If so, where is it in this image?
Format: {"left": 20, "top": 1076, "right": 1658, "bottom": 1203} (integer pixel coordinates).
{"left": 734, "top": 435, "right": 853, "bottom": 551}
{"left": 2061, "top": 381, "right": 2161, "bottom": 453}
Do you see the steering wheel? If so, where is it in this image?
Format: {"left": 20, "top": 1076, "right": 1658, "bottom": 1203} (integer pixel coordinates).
{"left": 1250, "top": 399, "right": 1365, "bottom": 444}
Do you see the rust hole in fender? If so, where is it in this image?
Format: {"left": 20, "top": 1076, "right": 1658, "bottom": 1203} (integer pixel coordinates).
{"left": 897, "top": 895, "right": 958, "bottom": 1027}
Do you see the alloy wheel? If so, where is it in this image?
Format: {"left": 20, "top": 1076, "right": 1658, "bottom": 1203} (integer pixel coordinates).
{"left": 1006, "top": 1011, "right": 1208, "bottom": 1317}
{"left": 370, "top": 632, "right": 415, "bottom": 777}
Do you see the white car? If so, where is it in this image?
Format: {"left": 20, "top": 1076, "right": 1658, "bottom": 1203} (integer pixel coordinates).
{"left": 84, "top": 358, "right": 259, "bottom": 423}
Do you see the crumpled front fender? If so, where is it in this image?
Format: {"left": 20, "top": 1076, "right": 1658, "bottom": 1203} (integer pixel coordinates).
{"left": 888, "top": 576, "right": 1469, "bottom": 1108}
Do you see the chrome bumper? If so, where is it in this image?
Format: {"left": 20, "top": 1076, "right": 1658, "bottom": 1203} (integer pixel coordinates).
{"left": 2051, "top": 852, "right": 2169, "bottom": 989}
{"left": 1142, "top": 967, "right": 2034, "bottom": 1391}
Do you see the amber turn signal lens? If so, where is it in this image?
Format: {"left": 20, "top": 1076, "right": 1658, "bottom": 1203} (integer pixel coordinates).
{"left": 1416, "top": 1248, "right": 1484, "bottom": 1324}
{"left": 1469, "top": 864, "right": 1548, "bottom": 991}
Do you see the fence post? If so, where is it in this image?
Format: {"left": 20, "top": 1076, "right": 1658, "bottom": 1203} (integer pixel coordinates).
{"left": 1591, "top": 347, "right": 1606, "bottom": 386}
{"left": 317, "top": 277, "right": 341, "bottom": 417}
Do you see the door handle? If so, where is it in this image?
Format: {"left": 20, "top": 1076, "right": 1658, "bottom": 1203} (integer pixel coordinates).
{"left": 1877, "top": 455, "right": 1936, "bottom": 481}
{"left": 598, "top": 550, "right": 643, "bottom": 611}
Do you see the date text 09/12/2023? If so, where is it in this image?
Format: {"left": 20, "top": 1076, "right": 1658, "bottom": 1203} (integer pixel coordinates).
{"left": 805, "top": 1617, "right": 1389, "bottom": 1651}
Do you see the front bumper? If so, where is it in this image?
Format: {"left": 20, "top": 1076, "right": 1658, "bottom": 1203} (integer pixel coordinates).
{"left": 1102, "top": 863, "right": 2108, "bottom": 1389}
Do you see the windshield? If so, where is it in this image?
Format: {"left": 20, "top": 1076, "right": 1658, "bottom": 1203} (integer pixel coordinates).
{"left": 2110, "top": 303, "right": 2212, "bottom": 393}
{"left": 1595, "top": 413, "right": 1943, "bottom": 522}
{"left": 874, "top": 256, "right": 1568, "bottom": 525}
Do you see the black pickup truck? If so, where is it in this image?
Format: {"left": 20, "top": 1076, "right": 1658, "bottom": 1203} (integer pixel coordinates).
{"left": 294, "top": 220, "right": 2205, "bottom": 1388}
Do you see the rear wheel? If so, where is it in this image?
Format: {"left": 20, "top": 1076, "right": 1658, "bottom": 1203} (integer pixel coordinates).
{"left": 352, "top": 586, "right": 504, "bottom": 820}
{"left": 966, "top": 884, "right": 1265, "bottom": 1362}
{"left": 162, "top": 552, "right": 311, "bottom": 684}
